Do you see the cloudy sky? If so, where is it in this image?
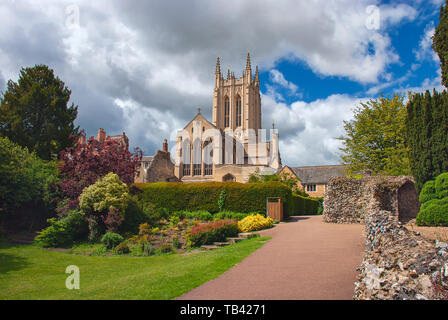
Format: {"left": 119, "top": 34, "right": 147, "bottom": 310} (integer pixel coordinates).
{"left": 0, "top": 0, "right": 445, "bottom": 166}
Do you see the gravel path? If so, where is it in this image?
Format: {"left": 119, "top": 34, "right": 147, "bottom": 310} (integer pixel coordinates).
{"left": 177, "top": 215, "right": 365, "bottom": 300}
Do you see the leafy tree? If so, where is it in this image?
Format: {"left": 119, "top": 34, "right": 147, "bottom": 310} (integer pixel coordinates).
{"left": 57, "top": 131, "right": 142, "bottom": 208}
{"left": 433, "top": 0, "right": 448, "bottom": 88}
{"left": 0, "top": 136, "right": 59, "bottom": 213}
{"left": 0, "top": 65, "right": 79, "bottom": 160}
{"left": 339, "top": 94, "right": 411, "bottom": 177}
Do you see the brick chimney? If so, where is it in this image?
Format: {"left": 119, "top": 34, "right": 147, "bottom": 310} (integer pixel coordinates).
{"left": 163, "top": 138, "right": 168, "bottom": 152}
{"left": 97, "top": 128, "right": 106, "bottom": 143}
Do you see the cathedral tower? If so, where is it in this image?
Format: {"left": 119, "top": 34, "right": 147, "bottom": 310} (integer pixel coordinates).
{"left": 212, "top": 53, "right": 262, "bottom": 132}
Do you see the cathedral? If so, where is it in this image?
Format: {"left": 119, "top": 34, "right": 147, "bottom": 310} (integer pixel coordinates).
{"left": 174, "top": 54, "right": 282, "bottom": 183}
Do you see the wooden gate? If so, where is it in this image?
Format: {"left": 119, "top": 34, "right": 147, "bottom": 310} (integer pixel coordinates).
{"left": 267, "top": 197, "right": 283, "bottom": 221}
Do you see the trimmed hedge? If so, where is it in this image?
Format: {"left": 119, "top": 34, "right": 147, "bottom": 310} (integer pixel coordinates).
{"left": 289, "top": 194, "right": 320, "bottom": 216}
{"left": 416, "top": 172, "right": 448, "bottom": 226}
{"left": 134, "top": 181, "right": 295, "bottom": 216}
{"left": 416, "top": 197, "right": 448, "bottom": 226}
{"left": 134, "top": 181, "right": 321, "bottom": 217}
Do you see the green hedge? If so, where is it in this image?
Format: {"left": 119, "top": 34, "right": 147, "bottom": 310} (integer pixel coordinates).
{"left": 289, "top": 194, "right": 320, "bottom": 216}
{"left": 134, "top": 181, "right": 321, "bottom": 217}
{"left": 134, "top": 181, "right": 295, "bottom": 216}
{"left": 416, "top": 197, "right": 448, "bottom": 226}
{"left": 416, "top": 172, "right": 448, "bottom": 226}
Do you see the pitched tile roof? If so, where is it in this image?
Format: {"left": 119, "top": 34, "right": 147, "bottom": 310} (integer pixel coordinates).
{"left": 289, "top": 165, "right": 347, "bottom": 184}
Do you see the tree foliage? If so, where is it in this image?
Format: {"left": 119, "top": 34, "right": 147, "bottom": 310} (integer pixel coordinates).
{"left": 433, "top": 0, "right": 448, "bottom": 88}
{"left": 57, "top": 131, "right": 142, "bottom": 206}
{"left": 339, "top": 94, "right": 411, "bottom": 177}
{"left": 406, "top": 90, "right": 448, "bottom": 192}
{"left": 0, "top": 65, "right": 79, "bottom": 160}
{"left": 0, "top": 136, "right": 59, "bottom": 213}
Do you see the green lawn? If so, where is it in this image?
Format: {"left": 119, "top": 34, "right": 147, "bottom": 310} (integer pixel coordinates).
{"left": 0, "top": 236, "right": 269, "bottom": 300}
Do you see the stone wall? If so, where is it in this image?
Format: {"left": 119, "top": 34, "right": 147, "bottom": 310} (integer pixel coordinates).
{"left": 137, "top": 150, "right": 178, "bottom": 183}
{"left": 354, "top": 210, "right": 448, "bottom": 300}
{"left": 323, "top": 176, "right": 420, "bottom": 224}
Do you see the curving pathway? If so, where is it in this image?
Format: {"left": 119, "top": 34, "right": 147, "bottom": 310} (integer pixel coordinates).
{"left": 178, "top": 215, "right": 365, "bottom": 300}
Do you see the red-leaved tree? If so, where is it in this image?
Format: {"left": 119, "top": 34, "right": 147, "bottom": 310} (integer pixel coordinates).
{"left": 57, "top": 130, "right": 142, "bottom": 210}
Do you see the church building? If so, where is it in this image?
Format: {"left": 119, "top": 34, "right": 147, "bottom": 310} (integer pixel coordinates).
{"left": 174, "top": 54, "right": 282, "bottom": 183}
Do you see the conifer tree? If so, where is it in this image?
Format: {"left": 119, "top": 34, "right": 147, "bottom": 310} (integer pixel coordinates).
{"left": 0, "top": 65, "right": 79, "bottom": 160}
{"left": 433, "top": 0, "right": 448, "bottom": 88}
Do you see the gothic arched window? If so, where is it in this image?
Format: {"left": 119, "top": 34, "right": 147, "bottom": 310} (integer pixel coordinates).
{"left": 182, "top": 138, "right": 191, "bottom": 176}
{"left": 193, "top": 138, "right": 202, "bottom": 176}
{"left": 236, "top": 95, "right": 242, "bottom": 127}
{"left": 224, "top": 96, "right": 230, "bottom": 128}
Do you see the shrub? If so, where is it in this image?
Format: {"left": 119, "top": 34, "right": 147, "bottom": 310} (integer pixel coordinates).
{"left": 101, "top": 232, "right": 124, "bottom": 250}
{"left": 316, "top": 197, "right": 324, "bottom": 215}
{"left": 34, "top": 218, "right": 72, "bottom": 248}
{"left": 0, "top": 136, "right": 59, "bottom": 213}
{"left": 103, "top": 207, "right": 123, "bottom": 233}
{"left": 212, "top": 211, "right": 252, "bottom": 221}
{"left": 142, "top": 242, "right": 154, "bottom": 256}
{"left": 419, "top": 180, "right": 437, "bottom": 204}
{"left": 218, "top": 189, "right": 227, "bottom": 212}
{"left": 435, "top": 172, "right": 448, "bottom": 199}
{"left": 119, "top": 198, "right": 148, "bottom": 234}
{"left": 417, "top": 172, "right": 448, "bottom": 226}
{"left": 416, "top": 198, "right": 448, "bottom": 226}
{"left": 34, "top": 210, "right": 88, "bottom": 247}
{"left": 159, "top": 241, "right": 173, "bottom": 253}
{"left": 238, "top": 214, "right": 274, "bottom": 233}
{"left": 187, "top": 219, "right": 238, "bottom": 247}
{"left": 64, "top": 210, "right": 88, "bottom": 240}
{"left": 79, "top": 172, "right": 131, "bottom": 214}
{"left": 290, "top": 194, "right": 320, "bottom": 216}
{"left": 114, "top": 241, "right": 130, "bottom": 255}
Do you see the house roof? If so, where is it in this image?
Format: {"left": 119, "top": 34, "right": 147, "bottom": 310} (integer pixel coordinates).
{"left": 288, "top": 165, "right": 347, "bottom": 184}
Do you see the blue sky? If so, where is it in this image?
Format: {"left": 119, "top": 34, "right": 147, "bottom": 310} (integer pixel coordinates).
{"left": 0, "top": 0, "right": 446, "bottom": 166}
{"left": 260, "top": 1, "right": 444, "bottom": 105}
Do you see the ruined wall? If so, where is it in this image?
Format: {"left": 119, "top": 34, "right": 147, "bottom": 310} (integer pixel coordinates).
{"left": 142, "top": 151, "right": 178, "bottom": 183}
{"left": 354, "top": 210, "right": 448, "bottom": 300}
{"left": 323, "top": 175, "right": 448, "bottom": 299}
{"left": 323, "top": 176, "right": 420, "bottom": 224}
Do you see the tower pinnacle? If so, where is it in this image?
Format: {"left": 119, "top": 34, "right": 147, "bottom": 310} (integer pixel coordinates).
{"left": 246, "top": 52, "right": 251, "bottom": 71}
{"left": 216, "top": 57, "right": 221, "bottom": 74}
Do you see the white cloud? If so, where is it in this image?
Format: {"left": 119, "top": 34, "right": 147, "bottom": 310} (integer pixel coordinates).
{"left": 0, "top": 0, "right": 433, "bottom": 163}
{"left": 269, "top": 69, "right": 299, "bottom": 96}
{"left": 261, "top": 92, "right": 369, "bottom": 166}
{"left": 414, "top": 23, "right": 440, "bottom": 64}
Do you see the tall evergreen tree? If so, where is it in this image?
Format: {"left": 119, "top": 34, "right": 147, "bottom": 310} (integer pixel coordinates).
{"left": 433, "top": 0, "right": 448, "bottom": 88}
{"left": 406, "top": 90, "right": 448, "bottom": 192}
{"left": 0, "top": 65, "right": 78, "bottom": 160}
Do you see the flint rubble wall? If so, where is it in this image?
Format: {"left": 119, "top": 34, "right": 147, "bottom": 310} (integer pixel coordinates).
{"left": 323, "top": 176, "right": 447, "bottom": 299}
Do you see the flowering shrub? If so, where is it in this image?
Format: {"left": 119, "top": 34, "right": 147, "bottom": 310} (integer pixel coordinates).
{"left": 187, "top": 219, "right": 238, "bottom": 247}
{"left": 79, "top": 172, "right": 131, "bottom": 214}
{"left": 238, "top": 214, "right": 274, "bottom": 233}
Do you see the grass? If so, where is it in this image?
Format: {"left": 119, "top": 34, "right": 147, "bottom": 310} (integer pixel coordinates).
{"left": 0, "top": 236, "right": 269, "bottom": 300}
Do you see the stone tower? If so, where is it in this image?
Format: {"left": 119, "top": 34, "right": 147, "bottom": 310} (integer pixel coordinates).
{"left": 212, "top": 53, "right": 262, "bottom": 133}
